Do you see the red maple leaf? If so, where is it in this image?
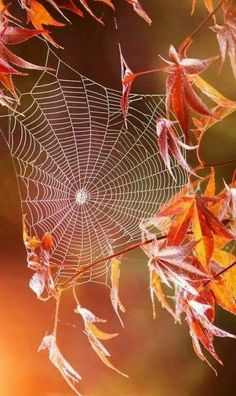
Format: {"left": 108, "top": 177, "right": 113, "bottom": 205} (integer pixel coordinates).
{"left": 156, "top": 117, "right": 198, "bottom": 179}
{"left": 160, "top": 45, "right": 217, "bottom": 141}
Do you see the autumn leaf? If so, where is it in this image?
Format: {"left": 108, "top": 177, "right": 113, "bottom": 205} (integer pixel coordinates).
{"left": 186, "top": 294, "right": 236, "bottom": 367}
{"left": 160, "top": 45, "right": 217, "bottom": 141}
{"left": 204, "top": 167, "right": 216, "bottom": 197}
{"left": 29, "top": 268, "right": 47, "bottom": 298}
{"left": 0, "top": 11, "right": 50, "bottom": 104}
{"left": 42, "top": 232, "right": 53, "bottom": 252}
{"left": 75, "top": 305, "right": 127, "bottom": 377}
{"left": 146, "top": 237, "right": 207, "bottom": 296}
{"left": 49, "top": 0, "right": 84, "bottom": 18}
{"left": 79, "top": 0, "right": 107, "bottom": 24}
{"left": 126, "top": 0, "right": 152, "bottom": 25}
{"left": 38, "top": 335, "right": 82, "bottom": 396}
{"left": 210, "top": 5, "right": 236, "bottom": 78}
{"left": 120, "top": 51, "right": 136, "bottom": 125}
{"left": 26, "top": 0, "right": 65, "bottom": 48}
{"left": 22, "top": 214, "right": 41, "bottom": 251}
{"left": 110, "top": 256, "right": 126, "bottom": 327}
{"left": 191, "top": 75, "right": 236, "bottom": 137}
{"left": 166, "top": 199, "right": 195, "bottom": 246}
{"left": 149, "top": 269, "right": 177, "bottom": 320}
{"left": 191, "top": 0, "right": 214, "bottom": 15}
{"left": 158, "top": 190, "right": 236, "bottom": 270}
{"left": 210, "top": 243, "right": 236, "bottom": 314}
{"left": 156, "top": 117, "right": 198, "bottom": 179}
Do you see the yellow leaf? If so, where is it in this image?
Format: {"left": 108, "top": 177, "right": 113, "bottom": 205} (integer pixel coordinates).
{"left": 191, "top": 75, "right": 236, "bottom": 107}
{"left": 22, "top": 214, "right": 41, "bottom": 250}
{"left": 110, "top": 256, "right": 126, "bottom": 325}
{"left": 29, "top": 0, "right": 65, "bottom": 48}
{"left": 87, "top": 322, "right": 118, "bottom": 340}
{"left": 212, "top": 247, "right": 236, "bottom": 267}
{"left": 210, "top": 278, "right": 236, "bottom": 314}
{"left": 150, "top": 271, "right": 176, "bottom": 319}
{"left": 92, "top": 344, "right": 128, "bottom": 377}
{"left": 204, "top": 167, "right": 215, "bottom": 197}
{"left": 191, "top": 201, "right": 213, "bottom": 270}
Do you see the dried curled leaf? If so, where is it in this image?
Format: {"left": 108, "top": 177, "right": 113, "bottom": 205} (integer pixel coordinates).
{"left": 120, "top": 51, "right": 136, "bottom": 126}
{"left": 150, "top": 270, "right": 176, "bottom": 320}
{"left": 210, "top": 6, "right": 236, "bottom": 78}
{"left": 38, "top": 335, "right": 82, "bottom": 396}
{"left": 26, "top": 0, "right": 65, "bottom": 48}
{"left": 29, "top": 269, "right": 47, "bottom": 298}
{"left": 22, "top": 214, "right": 41, "bottom": 250}
{"left": 126, "top": 0, "right": 152, "bottom": 25}
{"left": 191, "top": 0, "right": 214, "bottom": 15}
{"left": 110, "top": 256, "right": 126, "bottom": 326}
{"left": 186, "top": 296, "right": 236, "bottom": 367}
{"left": 75, "top": 305, "right": 127, "bottom": 377}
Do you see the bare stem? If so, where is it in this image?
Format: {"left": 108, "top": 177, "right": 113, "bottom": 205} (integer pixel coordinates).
{"left": 53, "top": 289, "right": 62, "bottom": 337}
{"left": 179, "top": 0, "right": 225, "bottom": 56}
{"left": 135, "top": 65, "right": 169, "bottom": 77}
{"left": 72, "top": 283, "right": 80, "bottom": 306}
{"left": 199, "top": 158, "right": 236, "bottom": 168}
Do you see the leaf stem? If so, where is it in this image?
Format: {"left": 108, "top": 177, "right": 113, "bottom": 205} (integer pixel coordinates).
{"left": 135, "top": 65, "right": 169, "bottom": 77}
{"left": 53, "top": 289, "right": 62, "bottom": 337}
{"left": 179, "top": 0, "right": 225, "bottom": 56}
{"left": 202, "top": 260, "right": 236, "bottom": 287}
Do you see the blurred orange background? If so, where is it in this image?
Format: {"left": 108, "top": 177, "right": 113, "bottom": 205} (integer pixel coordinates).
{"left": 0, "top": 1, "right": 236, "bottom": 395}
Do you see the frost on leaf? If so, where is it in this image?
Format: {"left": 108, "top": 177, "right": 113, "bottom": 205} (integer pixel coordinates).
{"left": 160, "top": 45, "right": 217, "bottom": 141}
{"left": 125, "top": 0, "right": 152, "bottom": 25}
{"left": 22, "top": 215, "right": 56, "bottom": 299}
{"left": 180, "top": 290, "right": 236, "bottom": 369}
{"left": 29, "top": 269, "right": 47, "bottom": 298}
{"left": 156, "top": 117, "right": 198, "bottom": 179}
{"left": 211, "top": 5, "right": 236, "bottom": 78}
{"left": 38, "top": 335, "right": 82, "bottom": 396}
{"left": 120, "top": 51, "right": 136, "bottom": 126}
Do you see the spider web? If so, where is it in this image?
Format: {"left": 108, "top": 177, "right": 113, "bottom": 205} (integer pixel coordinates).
{"left": 1, "top": 44, "right": 188, "bottom": 287}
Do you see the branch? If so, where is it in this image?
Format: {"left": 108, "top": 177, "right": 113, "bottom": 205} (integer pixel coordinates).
{"left": 60, "top": 234, "right": 167, "bottom": 289}
{"left": 200, "top": 158, "right": 236, "bottom": 168}
{"left": 179, "top": 0, "right": 225, "bottom": 56}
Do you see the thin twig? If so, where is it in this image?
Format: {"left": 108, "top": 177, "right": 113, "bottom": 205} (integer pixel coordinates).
{"left": 53, "top": 289, "right": 62, "bottom": 337}
{"left": 60, "top": 235, "right": 167, "bottom": 289}
{"left": 200, "top": 158, "right": 236, "bottom": 168}
{"left": 202, "top": 260, "right": 236, "bottom": 288}
{"left": 179, "top": 0, "right": 225, "bottom": 56}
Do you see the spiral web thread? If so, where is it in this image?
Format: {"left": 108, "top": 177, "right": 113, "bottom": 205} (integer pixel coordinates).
{"left": 1, "top": 44, "right": 188, "bottom": 287}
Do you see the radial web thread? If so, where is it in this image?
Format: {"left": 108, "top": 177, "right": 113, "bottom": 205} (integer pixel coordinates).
{"left": 1, "top": 45, "right": 188, "bottom": 287}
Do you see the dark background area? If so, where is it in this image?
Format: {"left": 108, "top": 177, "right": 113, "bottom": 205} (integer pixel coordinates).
{"left": 0, "top": 1, "right": 236, "bottom": 395}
